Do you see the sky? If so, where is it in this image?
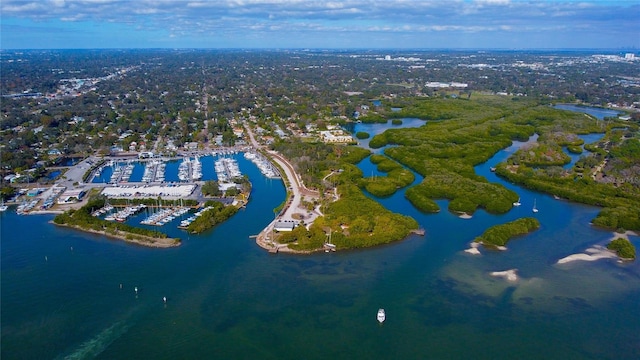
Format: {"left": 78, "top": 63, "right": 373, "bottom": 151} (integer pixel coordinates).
{"left": 1, "top": 0, "right": 639, "bottom": 50}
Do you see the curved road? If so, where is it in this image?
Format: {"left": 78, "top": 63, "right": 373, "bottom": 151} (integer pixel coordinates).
{"left": 244, "top": 123, "right": 323, "bottom": 251}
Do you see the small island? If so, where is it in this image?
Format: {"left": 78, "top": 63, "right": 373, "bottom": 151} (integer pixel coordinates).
{"left": 607, "top": 237, "right": 636, "bottom": 261}
{"left": 474, "top": 217, "right": 540, "bottom": 248}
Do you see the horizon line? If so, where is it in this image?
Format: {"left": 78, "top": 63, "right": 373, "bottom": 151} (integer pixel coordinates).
{"left": 1, "top": 47, "right": 638, "bottom": 52}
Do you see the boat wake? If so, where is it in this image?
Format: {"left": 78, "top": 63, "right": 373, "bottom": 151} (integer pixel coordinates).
{"left": 55, "top": 319, "right": 132, "bottom": 360}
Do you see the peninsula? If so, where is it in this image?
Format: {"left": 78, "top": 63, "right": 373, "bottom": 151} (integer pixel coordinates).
{"left": 53, "top": 198, "right": 181, "bottom": 248}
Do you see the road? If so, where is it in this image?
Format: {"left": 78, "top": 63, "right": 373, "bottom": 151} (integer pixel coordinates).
{"left": 244, "top": 123, "right": 325, "bottom": 251}
{"left": 243, "top": 123, "right": 319, "bottom": 222}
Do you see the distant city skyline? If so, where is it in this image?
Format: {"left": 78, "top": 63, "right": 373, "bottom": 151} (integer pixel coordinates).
{"left": 1, "top": 0, "right": 639, "bottom": 50}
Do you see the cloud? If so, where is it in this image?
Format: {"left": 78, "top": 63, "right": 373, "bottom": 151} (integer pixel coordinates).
{"left": 1, "top": 0, "right": 638, "bottom": 48}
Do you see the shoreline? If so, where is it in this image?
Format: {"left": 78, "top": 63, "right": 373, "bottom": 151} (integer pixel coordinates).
{"left": 254, "top": 224, "right": 317, "bottom": 255}
{"left": 52, "top": 221, "right": 181, "bottom": 248}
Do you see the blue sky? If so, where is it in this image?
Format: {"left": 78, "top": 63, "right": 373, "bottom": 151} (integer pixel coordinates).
{"left": 1, "top": 0, "right": 639, "bottom": 49}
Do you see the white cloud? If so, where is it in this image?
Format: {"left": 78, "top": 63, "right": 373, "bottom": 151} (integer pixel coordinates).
{"left": 474, "top": 0, "right": 510, "bottom": 5}
{"left": 1, "top": 0, "right": 638, "bottom": 48}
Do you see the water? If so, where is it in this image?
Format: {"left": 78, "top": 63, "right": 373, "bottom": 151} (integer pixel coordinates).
{"left": 3, "top": 149, "right": 640, "bottom": 357}
{"left": 47, "top": 170, "right": 62, "bottom": 180}
{"left": 59, "top": 157, "right": 82, "bottom": 166}
{"left": 554, "top": 104, "right": 623, "bottom": 120}
{"left": 562, "top": 133, "right": 605, "bottom": 170}
{"left": 346, "top": 118, "right": 426, "bottom": 153}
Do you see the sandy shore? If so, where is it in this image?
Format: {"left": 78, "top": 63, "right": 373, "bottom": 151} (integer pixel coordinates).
{"left": 490, "top": 269, "right": 518, "bottom": 281}
{"left": 53, "top": 222, "right": 181, "bottom": 248}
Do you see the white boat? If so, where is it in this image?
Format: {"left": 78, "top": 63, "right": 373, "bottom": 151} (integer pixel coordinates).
{"left": 513, "top": 198, "right": 521, "bottom": 207}
{"left": 0, "top": 199, "right": 8, "bottom": 212}
{"left": 532, "top": 199, "right": 539, "bottom": 213}
{"left": 377, "top": 308, "right": 386, "bottom": 323}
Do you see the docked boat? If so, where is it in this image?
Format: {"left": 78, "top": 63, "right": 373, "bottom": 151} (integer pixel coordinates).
{"left": 377, "top": 308, "right": 386, "bottom": 323}
{"left": 0, "top": 199, "right": 8, "bottom": 212}
{"left": 191, "top": 156, "right": 202, "bottom": 181}
{"left": 178, "top": 157, "right": 191, "bottom": 182}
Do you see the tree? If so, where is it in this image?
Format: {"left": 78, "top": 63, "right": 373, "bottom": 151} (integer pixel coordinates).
{"left": 201, "top": 180, "right": 222, "bottom": 197}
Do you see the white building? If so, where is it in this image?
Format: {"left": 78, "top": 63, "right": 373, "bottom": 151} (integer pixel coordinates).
{"left": 319, "top": 130, "right": 354, "bottom": 144}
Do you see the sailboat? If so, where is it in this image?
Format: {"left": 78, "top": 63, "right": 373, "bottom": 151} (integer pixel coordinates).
{"left": 513, "top": 197, "right": 521, "bottom": 207}
{"left": 532, "top": 199, "right": 539, "bottom": 213}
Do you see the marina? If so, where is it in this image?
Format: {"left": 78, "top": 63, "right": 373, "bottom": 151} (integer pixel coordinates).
{"left": 104, "top": 204, "right": 146, "bottom": 222}
{"left": 178, "top": 156, "right": 203, "bottom": 182}
{"left": 244, "top": 151, "right": 281, "bottom": 178}
{"left": 178, "top": 205, "right": 215, "bottom": 229}
{"left": 101, "top": 184, "right": 197, "bottom": 199}
{"left": 91, "top": 203, "right": 114, "bottom": 217}
{"left": 91, "top": 151, "right": 255, "bottom": 185}
{"left": 214, "top": 156, "right": 242, "bottom": 183}
{"left": 140, "top": 206, "right": 191, "bottom": 226}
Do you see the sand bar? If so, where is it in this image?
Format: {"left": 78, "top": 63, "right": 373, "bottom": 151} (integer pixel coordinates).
{"left": 464, "top": 242, "right": 481, "bottom": 255}
{"left": 557, "top": 245, "right": 617, "bottom": 264}
{"left": 490, "top": 269, "right": 518, "bottom": 281}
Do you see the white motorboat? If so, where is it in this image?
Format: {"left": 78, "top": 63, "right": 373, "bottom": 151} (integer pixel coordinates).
{"left": 377, "top": 308, "right": 386, "bottom": 323}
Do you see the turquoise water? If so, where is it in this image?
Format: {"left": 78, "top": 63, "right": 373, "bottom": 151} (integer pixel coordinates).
{"left": 3, "top": 144, "right": 640, "bottom": 358}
